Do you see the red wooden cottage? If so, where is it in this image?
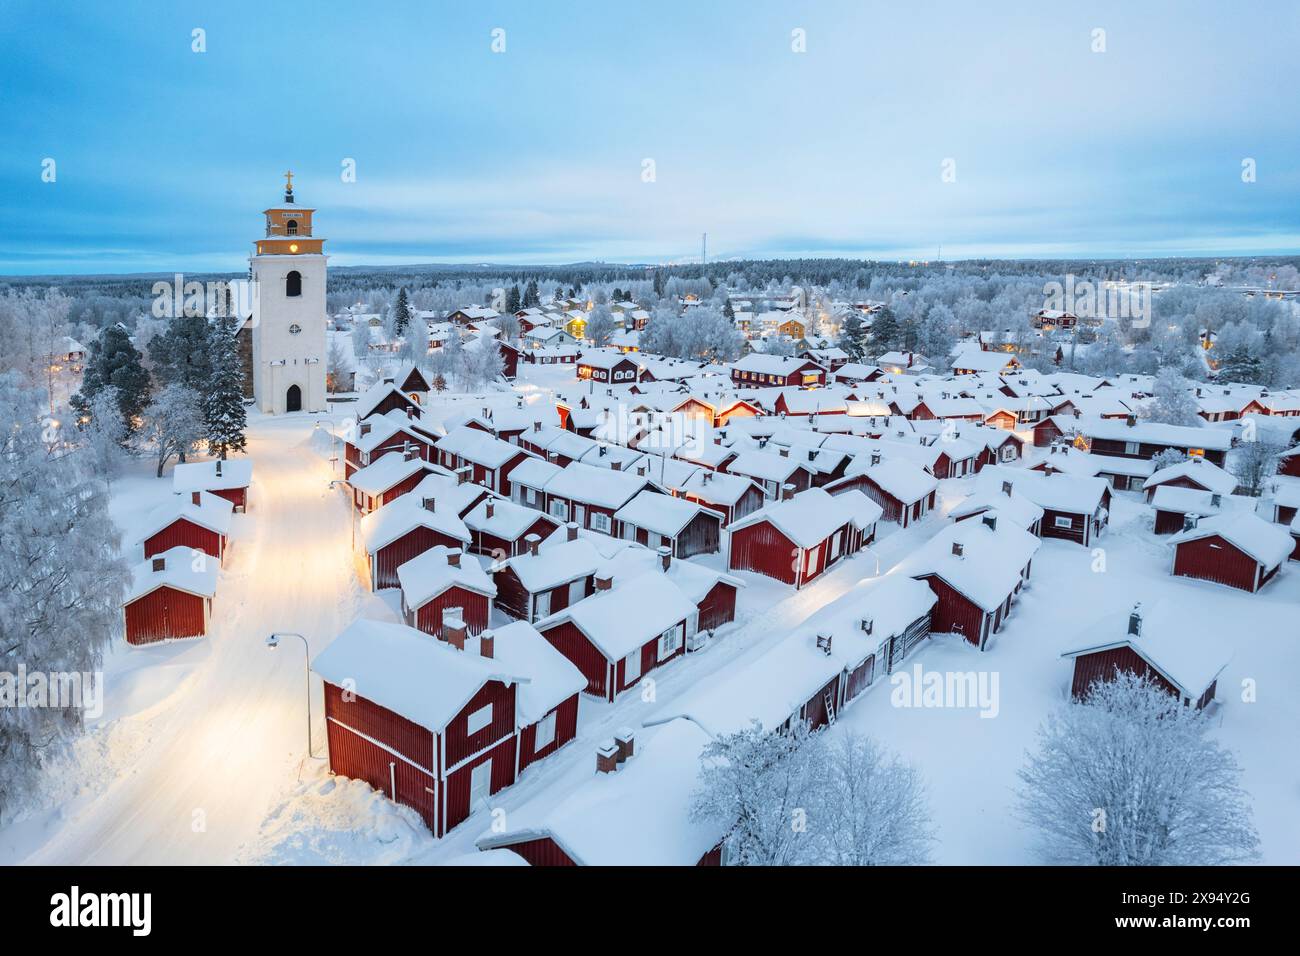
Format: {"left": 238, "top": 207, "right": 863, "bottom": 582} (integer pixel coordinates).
{"left": 492, "top": 528, "right": 602, "bottom": 623}
{"left": 347, "top": 448, "right": 435, "bottom": 514}
{"left": 1061, "top": 602, "right": 1230, "bottom": 709}
{"left": 727, "top": 487, "right": 881, "bottom": 588}
{"left": 1279, "top": 446, "right": 1300, "bottom": 479}
{"left": 172, "top": 458, "right": 253, "bottom": 512}
{"left": 354, "top": 380, "right": 423, "bottom": 422}
{"left": 1168, "top": 513, "right": 1292, "bottom": 593}
{"left": 675, "top": 468, "right": 766, "bottom": 525}
{"left": 137, "top": 490, "right": 233, "bottom": 564}
{"left": 312, "top": 617, "right": 583, "bottom": 838}
{"left": 980, "top": 465, "right": 1110, "bottom": 547}
{"left": 359, "top": 495, "right": 472, "bottom": 590}
{"left": 898, "top": 515, "right": 1040, "bottom": 650}
{"left": 1149, "top": 486, "right": 1253, "bottom": 535}
{"left": 397, "top": 546, "right": 497, "bottom": 638}
{"left": 729, "top": 354, "right": 825, "bottom": 388}
{"left": 577, "top": 349, "right": 642, "bottom": 384}
{"left": 539, "top": 460, "right": 653, "bottom": 535}
{"left": 828, "top": 456, "right": 938, "bottom": 528}
{"left": 122, "top": 546, "right": 219, "bottom": 645}
{"left": 343, "top": 413, "right": 432, "bottom": 478}
{"left": 614, "top": 489, "right": 723, "bottom": 557}
{"left": 1141, "top": 456, "right": 1238, "bottom": 502}
{"left": 433, "top": 425, "right": 534, "bottom": 497}
{"left": 534, "top": 569, "right": 698, "bottom": 701}
{"left": 463, "top": 497, "right": 561, "bottom": 558}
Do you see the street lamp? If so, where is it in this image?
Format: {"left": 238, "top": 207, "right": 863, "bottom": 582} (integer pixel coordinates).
{"left": 266, "top": 632, "right": 323, "bottom": 759}
{"left": 314, "top": 419, "right": 340, "bottom": 472}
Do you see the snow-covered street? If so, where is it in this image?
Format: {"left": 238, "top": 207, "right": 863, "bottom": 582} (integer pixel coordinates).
{"left": 2, "top": 412, "right": 372, "bottom": 865}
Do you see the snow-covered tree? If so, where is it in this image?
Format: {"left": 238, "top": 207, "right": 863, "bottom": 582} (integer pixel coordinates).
{"left": 71, "top": 324, "right": 152, "bottom": 435}
{"left": 807, "top": 732, "right": 935, "bottom": 865}
{"left": 1231, "top": 436, "right": 1284, "bottom": 497}
{"left": 585, "top": 304, "right": 618, "bottom": 348}
{"left": 204, "top": 313, "right": 247, "bottom": 460}
{"left": 837, "top": 312, "right": 869, "bottom": 362}
{"left": 392, "top": 288, "right": 412, "bottom": 336}
{"left": 79, "top": 386, "right": 129, "bottom": 486}
{"left": 326, "top": 337, "right": 351, "bottom": 393}
{"left": 1142, "top": 367, "right": 1200, "bottom": 426}
{"left": 522, "top": 279, "right": 540, "bottom": 309}
{"left": 351, "top": 321, "right": 372, "bottom": 361}
{"left": 149, "top": 313, "right": 213, "bottom": 393}
{"left": 1149, "top": 448, "right": 1188, "bottom": 473}
{"left": 0, "top": 373, "right": 130, "bottom": 817}
{"left": 690, "top": 720, "right": 821, "bottom": 866}
{"left": 1017, "top": 672, "right": 1260, "bottom": 866}
{"left": 137, "top": 383, "right": 205, "bottom": 477}
{"left": 868, "top": 306, "right": 900, "bottom": 354}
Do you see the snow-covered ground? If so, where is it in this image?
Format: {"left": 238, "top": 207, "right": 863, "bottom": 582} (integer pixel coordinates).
{"left": 3, "top": 365, "right": 1296, "bottom": 866}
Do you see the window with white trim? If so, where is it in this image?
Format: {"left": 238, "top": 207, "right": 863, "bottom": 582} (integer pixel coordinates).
{"left": 1123, "top": 441, "right": 1139, "bottom": 455}
{"left": 590, "top": 511, "right": 611, "bottom": 533}
{"left": 534, "top": 711, "right": 557, "bottom": 751}
{"left": 466, "top": 702, "right": 493, "bottom": 736}
{"left": 1053, "top": 515, "right": 1073, "bottom": 529}
{"left": 658, "top": 624, "right": 681, "bottom": 660}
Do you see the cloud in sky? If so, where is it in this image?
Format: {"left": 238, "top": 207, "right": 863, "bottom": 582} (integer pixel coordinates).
{"left": 1, "top": 0, "right": 1298, "bottom": 274}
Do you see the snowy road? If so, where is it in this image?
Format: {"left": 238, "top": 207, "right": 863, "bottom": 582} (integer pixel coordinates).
{"left": 11, "top": 414, "right": 369, "bottom": 865}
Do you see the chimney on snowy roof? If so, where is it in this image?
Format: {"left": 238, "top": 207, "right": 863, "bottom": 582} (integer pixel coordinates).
{"left": 951, "top": 541, "right": 964, "bottom": 559}
{"left": 533, "top": 420, "right": 542, "bottom": 433}
{"left": 360, "top": 421, "right": 372, "bottom": 436}
{"left": 484, "top": 499, "right": 495, "bottom": 520}
{"left": 594, "top": 572, "right": 613, "bottom": 591}
{"left": 1210, "top": 493, "right": 1222, "bottom": 508}
{"left": 657, "top": 545, "right": 671, "bottom": 572}
{"left": 525, "top": 533, "right": 541, "bottom": 556}
{"left": 1128, "top": 604, "right": 1142, "bottom": 637}
{"left": 614, "top": 728, "right": 635, "bottom": 764}
{"left": 1125, "top": 414, "right": 1137, "bottom": 427}
{"left": 191, "top": 491, "right": 201, "bottom": 506}
{"left": 596, "top": 741, "right": 619, "bottom": 774}
{"left": 982, "top": 514, "right": 998, "bottom": 533}
{"left": 1002, "top": 480, "right": 1013, "bottom": 497}
{"left": 456, "top": 465, "right": 472, "bottom": 485}
{"left": 215, "top": 460, "right": 223, "bottom": 478}
{"left": 566, "top": 521, "right": 578, "bottom": 542}
{"left": 478, "top": 628, "right": 494, "bottom": 660}
{"left": 151, "top": 556, "right": 166, "bottom": 573}
{"left": 422, "top": 496, "right": 436, "bottom": 513}
{"left": 446, "top": 549, "right": 461, "bottom": 569}
{"left": 781, "top": 482, "right": 795, "bottom": 501}
{"left": 442, "top": 608, "right": 466, "bottom": 649}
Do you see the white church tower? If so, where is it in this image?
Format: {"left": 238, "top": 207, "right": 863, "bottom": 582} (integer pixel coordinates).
{"left": 249, "top": 171, "right": 327, "bottom": 414}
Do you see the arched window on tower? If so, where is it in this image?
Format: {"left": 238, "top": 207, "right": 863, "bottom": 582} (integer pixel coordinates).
{"left": 286, "top": 271, "right": 302, "bottom": 297}
{"left": 286, "top": 219, "right": 298, "bottom": 235}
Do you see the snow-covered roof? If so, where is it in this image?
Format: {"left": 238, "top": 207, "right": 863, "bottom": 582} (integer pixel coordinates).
{"left": 505, "top": 455, "right": 563, "bottom": 491}
{"left": 1150, "top": 486, "right": 1256, "bottom": 518}
{"left": 397, "top": 545, "right": 497, "bottom": 609}
{"left": 359, "top": 495, "right": 471, "bottom": 554}
{"left": 978, "top": 464, "right": 1108, "bottom": 515}
{"left": 488, "top": 620, "right": 586, "bottom": 726}
{"left": 312, "top": 619, "right": 523, "bottom": 733}
{"left": 500, "top": 537, "right": 603, "bottom": 592}
{"left": 848, "top": 458, "right": 938, "bottom": 505}
{"left": 347, "top": 450, "right": 431, "bottom": 496}
{"left": 537, "top": 571, "right": 697, "bottom": 661}
{"left": 544, "top": 461, "right": 650, "bottom": 510}
{"left": 435, "top": 425, "right": 527, "bottom": 469}
{"left": 898, "top": 519, "right": 1041, "bottom": 613}
{"left": 726, "top": 449, "right": 807, "bottom": 484}
{"left": 577, "top": 348, "right": 637, "bottom": 370}
{"left": 172, "top": 458, "right": 253, "bottom": 493}
{"left": 949, "top": 484, "right": 1044, "bottom": 531}
{"left": 730, "top": 353, "right": 822, "bottom": 376}
{"left": 126, "top": 546, "right": 219, "bottom": 602}
{"left": 1142, "top": 457, "right": 1238, "bottom": 496}
{"left": 727, "top": 487, "right": 881, "bottom": 547}
{"left": 614, "top": 489, "right": 721, "bottom": 538}
{"left": 1169, "top": 512, "right": 1293, "bottom": 568}
{"left": 354, "top": 381, "right": 416, "bottom": 421}
{"left": 463, "top": 497, "right": 557, "bottom": 540}
{"left": 476, "top": 717, "right": 723, "bottom": 865}
{"left": 1061, "top": 602, "right": 1231, "bottom": 699}
{"left": 1075, "top": 417, "right": 1233, "bottom": 451}
{"left": 135, "top": 490, "right": 233, "bottom": 544}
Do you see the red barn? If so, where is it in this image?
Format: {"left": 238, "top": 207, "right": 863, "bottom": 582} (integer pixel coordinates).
{"left": 397, "top": 546, "right": 497, "bottom": 638}
{"left": 137, "top": 491, "right": 233, "bottom": 564}
{"left": 1060, "top": 602, "right": 1230, "bottom": 709}
{"left": 1169, "top": 513, "right": 1292, "bottom": 593}
{"left": 898, "top": 515, "right": 1040, "bottom": 651}
{"left": 313, "top": 618, "right": 582, "bottom": 838}
{"left": 172, "top": 458, "right": 253, "bottom": 512}
{"left": 359, "top": 496, "right": 472, "bottom": 590}
{"left": 727, "top": 487, "right": 881, "bottom": 588}
{"left": 122, "top": 547, "right": 219, "bottom": 645}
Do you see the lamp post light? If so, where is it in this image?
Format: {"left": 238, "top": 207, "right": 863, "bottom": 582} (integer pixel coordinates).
{"left": 314, "top": 419, "right": 340, "bottom": 473}
{"left": 265, "top": 632, "right": 322, "bottom": 759}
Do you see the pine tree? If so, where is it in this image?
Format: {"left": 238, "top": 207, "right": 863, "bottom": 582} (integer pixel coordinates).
{"left": 504, "top": 284, "right": 522, "bottom": 314}
{"left": 837, "top": 312, "right": 868, "bottom": 362}
{"left": 723, "top": 297, "right": 735, "bottom": 319}
{"left": 150, "top": 313, "right": 213, "bottom": 393}
{"left": 205, "top": 313, "right": 248, "bottom": 459}
{"left": 71, "top": 324, "right": 152, "bottom": 435}
{"left": 393, "top": 288, "right": 412, "bottom": 336}
{"left": 522, "top": 279, "right": 540, "bottom": 308}
{"left": 868, "top": 307, "right": 901, "bottom": 355}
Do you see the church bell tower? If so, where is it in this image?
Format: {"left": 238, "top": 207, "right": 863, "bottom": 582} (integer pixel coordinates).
{"left": 249, "top": 171, "right": 328, "bottom": 414}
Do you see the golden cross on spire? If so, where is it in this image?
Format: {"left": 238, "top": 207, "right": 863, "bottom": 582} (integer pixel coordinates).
{"left": 283, "top": 169, "right": 295, "bottom": 191}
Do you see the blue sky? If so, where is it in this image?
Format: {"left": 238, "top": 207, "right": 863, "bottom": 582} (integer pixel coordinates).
{"left": 1, "top": 0, "right": 1298, "bottom": 274}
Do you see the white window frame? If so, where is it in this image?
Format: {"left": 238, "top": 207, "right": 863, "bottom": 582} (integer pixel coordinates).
{"left": 533, "top": 590, "right": 551, "bottom": 621}
{"left": 658, "top": 624, "right": 681, "bottom": 660}
{"left": 466, "top": 702, "right": 493, "bottom": 736}
{"left": 533, "top": 711, "right": 557, "bottom": 751}
{"left": 1123, "top": 441, "right": 1140, "bottom": 455}
{"left": 1053, "top": 515, "right": 1073, "bottom": 530}
{"left": 548, "top": 498, "right": 567, "bottom": 519}
{"left": 590, "top": 511, "right": 611, "bottom": 534}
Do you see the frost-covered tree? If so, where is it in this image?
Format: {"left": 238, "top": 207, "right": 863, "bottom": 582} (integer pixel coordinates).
{"left": 392, "top": 288, "right": 412, "bottom": 336}
{"left": 522, "top": 279, "right": 540, "bottom": 309}
{"left": 1142, "top": 367, "right": 1200, "bottom": 426}
{"left": 149, "top": 313, "right": 213, "bottom": 393}
{"left": 1149, "top": 448, "right": 1188, "bottom": 473}
{"left": 807, "top": 732, "right": 935, "bottom": 865}
{"left": 204, "top": 313, "right": 247, "bottom": 460}
{"left": 351, "top": 321, "right": 372, "bottom": 361}
{"left": 79, "top": 386, "right": 129, "bottom": 487}
{"left": 1231, "top": 436, "right": 1283, "bottom": 497}
{"left": 326, "top": 337, "right": 351, "bottom": 394}
{"left": 868, "top": 306, "right": 900, "bottom": 354}
{"left": 503, "top": 284, "right": 521, "bottom": 315}
{"left": 690, "top": 720, "right": 821, "bottom": 866}
{"left": 0, "top": 374, "right": 130, "bottom": 817}
{"left": 585, "top": 304, "right": 618, "bottom": 348}
{"left": 462, "top": 339, "right": 504, "bottom": 388}
{"left": 70, "top": 324, "right": 152, "bottom": 435}
{"left": 1017, "top": 673, "right": 1260, "bottom": 866}
{"left": 837, "top": 312, "right": 868, "bottom": 362}
{"left": 137, "top": 383, "right": 205, "bottom": 477}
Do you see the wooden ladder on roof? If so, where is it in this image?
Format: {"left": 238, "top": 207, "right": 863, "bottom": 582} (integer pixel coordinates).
{"left": 824, "top": 691, "right": 837, "bottom": 725}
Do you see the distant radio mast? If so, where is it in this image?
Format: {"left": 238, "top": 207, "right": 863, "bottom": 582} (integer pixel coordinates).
{"left": 702, "top": 232, "right": 707, "bottom": 266}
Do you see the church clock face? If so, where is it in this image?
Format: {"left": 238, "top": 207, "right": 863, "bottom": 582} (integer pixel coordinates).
{"left": 288, "top": 323, "right": 302, "bottom": 335}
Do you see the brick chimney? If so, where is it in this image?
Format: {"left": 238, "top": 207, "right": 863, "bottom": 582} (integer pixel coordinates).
{"left": 982, "top": 514, "right": 998, "bottom": 533}
{"left": 525, "top": 533, "right": 541, "bottom": 556}
{"left": 596, "top": 741, "right": 619, "bottom": 774}
{"left": 611, "top": 460, "right": 622, "bottom": 471}
{"left": 446, "top": 549, "right": 461, "bottom": 568}
{"left": 422, "top": 496, "right": 436, "bottom": 513}
{"left": 566, "top": 521, "right": 578, "bottom": 542}
{"left": 485, "top": 499, "right": 495, "bottom": 520}
{"left": 1001, "top": 480, "right": 1013, "bottom": 497}
{"left": 191, "top": 491, "right": 201, "bottom": 506}
{"left": 614, "top": 728, "right": 635, "bottom": 763}
{"left": 442, "top": 608, "right": 466, "bottom": 649}
{"left": 404, "top": 445, "right": 417, "bottom": 461}
{"left": 657, "top": 545, "right": 671, "bottom": 572}
{"left": 1128, "top": 603, "right": 1142, "bottom": 637}
{"left": 594, "top": 572, "right": 613, "bottom": 591}
{"left": 781, "top": 483, "right": 795, "bottom": 501}
{"left": 951, "top": 541, "right": 965, "bottom": 559}
{"left": 457, "top": 465, "right": 472, "bottom": 485}
{"left": 360, "top": 421, "right": 372, "bottom": 437}
{"left": 151, "top": 556, "right": 166, "bottom": 572}
{"left": 478, "top": 628, "right": 495, "bottom": 660}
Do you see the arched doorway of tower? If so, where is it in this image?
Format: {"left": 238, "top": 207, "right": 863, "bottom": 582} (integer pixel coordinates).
{"left": 286, "top": 384, "right": 302, "bottom": 412}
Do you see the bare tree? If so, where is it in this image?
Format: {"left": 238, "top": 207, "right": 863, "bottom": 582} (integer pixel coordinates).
{"left": 1231, "top": 437, "right": 1283, "bottom": 497}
